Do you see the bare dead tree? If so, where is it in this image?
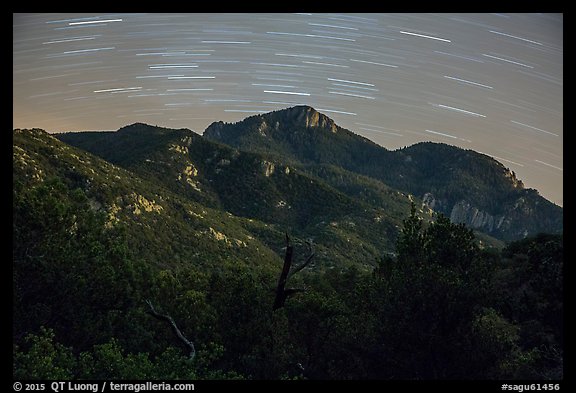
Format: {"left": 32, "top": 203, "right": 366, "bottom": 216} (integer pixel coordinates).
{"left": 145, "top": 299, "right": 196, "bottom": 361}
{"left": 272, "top": 234, "right": 314, "bottom": 311}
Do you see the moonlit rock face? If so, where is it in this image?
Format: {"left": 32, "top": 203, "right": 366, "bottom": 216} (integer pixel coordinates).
{"left": 282, "top": 106, "right": 337, "bottom": 132}
{"left": 12, "top": 13, "right": 562, "bottom": 206}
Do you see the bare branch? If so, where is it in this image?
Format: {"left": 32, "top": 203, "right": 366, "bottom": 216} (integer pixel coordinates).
{"left": 287, "top": 240, "right": 315, "bottom": 280}
{"left": 272, "top": 234, "right": 294, "bottom": 311}
{"left": 273, "top": 235, "right": 314, "bottom": 311}
{"left": 145, "top": 299, "right": 196, "bottom": 361}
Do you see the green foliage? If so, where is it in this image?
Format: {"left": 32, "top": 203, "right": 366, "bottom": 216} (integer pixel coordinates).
{"left": 14, "top": 332, "right": 243, "bottom": 380}
{"left": 14, "top": 328, "right": 75, "bottom": 380}
{"left": 13, "top": 127, "right": 562, "bottom": 380}
{"left": 367, "top": 204, "right": 547, "bottom": 379}
{"left": 470, "top": 307, "right": 537, "bottom": 379}
{"left": 77, "top": 339, "right": 154, "bottom": 379}
{"left": 491, "top": 234, "right": 563, "bottom": 379}
{"left": 13, "top": 177, "right": 147, "bottom": 351}
{"left": 204, "top": 108, "right": 562, "bottom": 240}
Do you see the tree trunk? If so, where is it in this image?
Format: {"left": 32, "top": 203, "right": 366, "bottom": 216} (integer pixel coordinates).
{"left": 145, "top": 299, "right": 196, "bottom": 361}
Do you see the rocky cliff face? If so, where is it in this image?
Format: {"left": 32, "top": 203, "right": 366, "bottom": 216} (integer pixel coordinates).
{"left": 422, "top": 192, "right": 507, "bottom": 235}
{"left": 422, "top": 190, "right": 560, "bottom": 240}
{"left": 204, "top": 106, "right": 338, "bottom": 142}
{"left": 504, "top": 168, "right": 524, "bottom": 189}
{"left": 448, "top": 200, "right": 504, "bottom": 233}
{"left": 280, "top": 105, "right": 338, "bottom": 132}
{"left": 205, "top": 121, "right": 225, "bottom": 139}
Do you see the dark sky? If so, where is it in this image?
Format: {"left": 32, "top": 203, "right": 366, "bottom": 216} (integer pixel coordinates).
{"left": 13, "top": 13, "right": 563, "bottom": 206}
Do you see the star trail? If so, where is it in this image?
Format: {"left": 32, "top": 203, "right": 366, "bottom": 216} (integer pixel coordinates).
{"left": 13, "top": 13, "right": 563, "bottom": 206}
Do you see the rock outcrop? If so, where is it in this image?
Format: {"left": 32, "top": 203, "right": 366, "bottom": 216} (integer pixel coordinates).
{"left": 281, "top": 105, "right": 338, "bottom": 133}
{"left": 449, "top": 200, "right": 504, "bottom": 232}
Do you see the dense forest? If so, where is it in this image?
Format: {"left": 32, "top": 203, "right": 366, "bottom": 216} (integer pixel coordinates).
{"left": 13, "top": 176, "right": 562, "bottom": 380}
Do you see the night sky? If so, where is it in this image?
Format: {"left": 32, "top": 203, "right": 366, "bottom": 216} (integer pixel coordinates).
{"left": 13, "top": 13, "right": 563, "bottom": 206}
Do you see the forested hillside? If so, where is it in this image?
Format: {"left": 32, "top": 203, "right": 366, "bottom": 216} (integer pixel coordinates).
{"left": 13, "top": 117, "right": 563, "bottom": 380}
{"left": 205, "top": 106, "right": 562, "bottom": 241}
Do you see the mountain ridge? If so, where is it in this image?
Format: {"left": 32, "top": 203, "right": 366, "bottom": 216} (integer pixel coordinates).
{"left": 13, "top": 117, "right": 564, "bottom": 381}
{"left": 203, "top": 106, "right": 562, "bottom": 241}
{"left": 55, "top": 122, "right": 414, "bottom": 270}
{"left": 13, "top": 127, "right": 285, "bottom": 272}
{"left": 49, "top": 105, "right": 563, "bottom": 243}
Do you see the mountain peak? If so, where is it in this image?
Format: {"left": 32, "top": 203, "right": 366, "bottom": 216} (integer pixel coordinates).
{"left": 118, "top": 122, "right": 154, "bottom": 132}
{"left": 203, "top": 105, "right": 340, "bottom": 143}
{"left": 270, "top": 106, "right": 338, "bottom": 133}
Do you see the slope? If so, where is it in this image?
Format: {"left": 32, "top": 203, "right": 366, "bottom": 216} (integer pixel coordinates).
{"left": 57, "top": 124, "right": 412, "bottom": 269}
{"left": 14, "top": 128, "right": 281, "bottom": 272}
{"left": 204, "top": 106, "right": 562, "bottom": 241}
